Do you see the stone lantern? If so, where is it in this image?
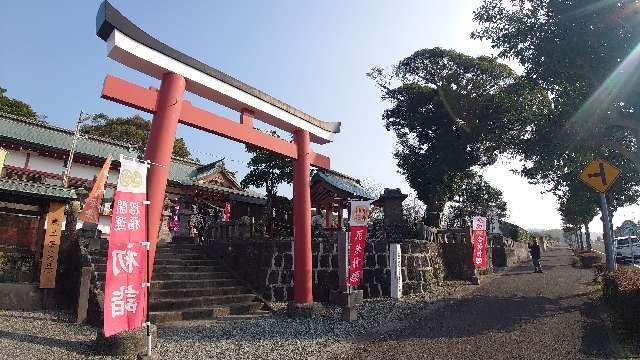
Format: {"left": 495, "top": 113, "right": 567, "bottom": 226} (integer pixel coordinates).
{"left": 372, "top": 188, "right": 408, "bottom": 226}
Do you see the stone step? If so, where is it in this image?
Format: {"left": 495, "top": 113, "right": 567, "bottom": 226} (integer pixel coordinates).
{"left": 95, "top": 271, "right": 233, "bottom": 282}
{"left": 153, "top": 271, "right": 231, "bottom": 281}
{"left": 150, "top": 306, "right": 230, "bottom": 323}
{"left": 90, "top": 258, "right": 220, "bottom": 267}
{"left": 155, "top": 253, "right": 208, "bottom": 260}
{"left": 93, "top": 264, "right": 226, "bottom": 274}
{"left": 157, "top": 243, "right": 202, "bottom": 251}
{"left": 154, "top": 258, "right": 219, "bottom": 266}
{"left": 90, "top": 251, "right": 208, "bottom": 261}
{"left": 155, "top": 248, "right": 203, "bottom": 255}
{"left": 151, "top": 279, "right": 241, "bottom": 290}
{"left": 149, "top": 303, "right": 263, "bottom": 323}
{"left": 149, "top": 294, "right": 258, "bottom": 312}
{"left": 150, "top": 286, "right": 247, "bottom": 299}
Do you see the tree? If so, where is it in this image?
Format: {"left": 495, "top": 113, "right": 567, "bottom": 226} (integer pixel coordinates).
{"left": 0, "top": 85, "right": 37, "bottom": 120}
{"left": 557, "top": 181, "right": 599, "bottom": 251}
{"left": 81, "top": 113, "right": 191, "bottom": 158}
{"left": 368, "top": 47, "right": 549, "bottom": 225}
{"left": 473, "top": 0, "right": 640, "bottom": 216}
{"left": 445, "top": 173, "right": 508, "bottom": 228}
{"left": 240, "top": 130, "right": 294, "bottom": 227}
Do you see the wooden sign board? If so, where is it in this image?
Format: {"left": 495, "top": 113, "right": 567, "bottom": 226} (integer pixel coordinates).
{"left": 39, "top": 202, "right": 65, "bottom": 289}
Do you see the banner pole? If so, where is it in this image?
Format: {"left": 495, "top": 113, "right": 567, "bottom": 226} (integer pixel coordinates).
{"left": 145, "top": 160, "right": 152, "bottom": 357}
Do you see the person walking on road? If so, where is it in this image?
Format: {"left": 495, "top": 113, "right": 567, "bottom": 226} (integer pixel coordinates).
{"left": 529, "top": 240, "right": 543, "bottom": 273}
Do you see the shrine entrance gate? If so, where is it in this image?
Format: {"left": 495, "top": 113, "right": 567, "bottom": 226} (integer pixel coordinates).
{"left": 96, "top": 1, "right": 340, "bottom": 305}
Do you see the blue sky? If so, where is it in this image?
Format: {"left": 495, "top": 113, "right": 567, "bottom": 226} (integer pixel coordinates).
{"left": 3, "top": 0, "right": 631, "bottom": 230}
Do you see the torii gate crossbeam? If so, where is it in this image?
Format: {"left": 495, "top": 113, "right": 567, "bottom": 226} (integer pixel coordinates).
{"left": 96, "top": 1, "right": 340, "bottom": 305}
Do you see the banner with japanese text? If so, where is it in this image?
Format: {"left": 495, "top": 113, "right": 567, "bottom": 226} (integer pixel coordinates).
{"left": 104, "top": 158, "right": 147, "bottom": 337}
{"left": 471, "top": 216, "right": 487, "bottom": 268}
{"left": 348, "top": 200, "right": 371, "bottom": 288}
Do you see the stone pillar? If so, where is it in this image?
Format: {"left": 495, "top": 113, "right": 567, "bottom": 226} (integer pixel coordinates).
{"left": 143, "top": 72, "right": 186, "bottom": 275}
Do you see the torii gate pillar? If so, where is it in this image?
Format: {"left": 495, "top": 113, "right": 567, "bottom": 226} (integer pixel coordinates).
{"left": 293, "top": 130, "right": 312, "bottom": 304}
{"left": 144, "top": 72, "right": 185, "bottom": 268}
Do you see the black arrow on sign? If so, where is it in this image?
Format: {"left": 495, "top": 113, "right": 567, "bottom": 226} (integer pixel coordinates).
{"left": 588, "top": 162, "right": 607, "bottom": 186}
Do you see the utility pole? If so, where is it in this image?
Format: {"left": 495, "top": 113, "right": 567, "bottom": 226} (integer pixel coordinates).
{"left": 62, "top": 111, "right": 93, "bottom": 187}
{"left": 600, "top": 193, "right": 617, "bottom": 273}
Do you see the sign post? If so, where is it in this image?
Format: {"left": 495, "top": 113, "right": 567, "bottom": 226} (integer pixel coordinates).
{"left": 578, "top": 159, "right": 621, "bottom": 273}
{"left": 389, "top": 243, "right": 402, "bottom": 299}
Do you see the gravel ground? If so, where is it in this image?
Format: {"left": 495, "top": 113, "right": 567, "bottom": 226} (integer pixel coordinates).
{"left": 0, "top": 280, "right": 475, "bottom": 359}
{"left": 2, "top": 245, "right": 613, "bottom": 360}
{"left": 331, "top": 245, "right": 619, "bottom": 360}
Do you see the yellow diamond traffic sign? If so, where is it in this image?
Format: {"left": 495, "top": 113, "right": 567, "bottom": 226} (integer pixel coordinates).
{"left": 578, "top": 159, "right": 621, "bottom": 193}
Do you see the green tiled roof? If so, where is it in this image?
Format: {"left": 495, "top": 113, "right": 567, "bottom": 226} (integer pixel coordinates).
{"left": 312, "top": 170, "right": 373, "bottom": 200}
{"left": 192, "top": 182, "right": 266, "bottom": 205}
{"left": 0, "top": 112, "right": 140, "bottom": 161}
{"left": 0, "top": 112, "right": 265, "bottom": 201}
{"left": 0, "top": 178, "right": 76, "bottom": 200}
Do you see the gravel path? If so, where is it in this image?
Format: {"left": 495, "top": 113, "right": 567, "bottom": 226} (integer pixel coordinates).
{"left": 331, "top": 245, "right": 618, "bottom": 360}
{"left": 0, "top": 280, "right": 475, "bottom": 359}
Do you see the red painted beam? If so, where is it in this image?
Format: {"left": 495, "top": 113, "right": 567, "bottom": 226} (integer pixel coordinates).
{"left": 101, "top": 75, "right": 331, "bottom": 170}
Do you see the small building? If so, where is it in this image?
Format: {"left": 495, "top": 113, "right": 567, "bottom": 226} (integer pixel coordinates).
{"left": 311, "top": 169, "right": 374, "bottom": 229}
{"left": 0, "top": 112, "right": 265, "bottom": 288}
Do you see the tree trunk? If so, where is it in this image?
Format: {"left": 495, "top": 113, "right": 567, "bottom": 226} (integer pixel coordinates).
{"left": 578, "top": 230, "right": 584, "bottom": 251}
{"left": 583, "top": 223, "right": 592, "bottom": 251}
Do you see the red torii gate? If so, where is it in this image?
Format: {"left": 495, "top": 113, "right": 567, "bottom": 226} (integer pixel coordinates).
{"left": 96, "top": 2, "right": 340, "bottom": 305}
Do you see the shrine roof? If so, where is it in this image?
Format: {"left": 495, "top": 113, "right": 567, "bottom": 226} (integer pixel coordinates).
{"left": 0, "top": 178, "right": 76, "bottom": 201}
{"left": 0, "top": 113, "right": 264, "bottom": 202}
{"left": 96, "top": 1, "right": 340, "bottom": 144}
{"left": 0, "top": 112, "right": 140, "bottom": 161}
{"left": 311, "top": 170, "right": 373, "bottom": 201}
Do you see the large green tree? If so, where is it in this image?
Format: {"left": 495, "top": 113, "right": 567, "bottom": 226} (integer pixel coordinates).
{"left": 81, "top": 113, "right": 191, "bottom": 158}
{"left": 240, "top": 130, "right": 294, "bottom": 229}
{"left": 0, "top": 86, "right": 37, "bottom": 120}
{"left": 557, "top": 180, "right": 599, "bottom": 250}
{"left": 445, "top": 173, "right": 508, "bottom": 228}
{"left": 473, "top": 0, "right": 640, "bottom": 219}
{"left": 369, "top": 47, "right": 549, "bottom": 225}
{"left": 240, "top": 131, "right": 293, "bottom": 199}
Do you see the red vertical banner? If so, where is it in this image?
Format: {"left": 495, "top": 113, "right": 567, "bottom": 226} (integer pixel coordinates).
{"left": 224, "top": 202, "right": 231, "bottom": 223}
{"left": 472, "top": 216, "right": 487, "bottom": 268}
{"left": 104, "top": 158, "right": 148, "bottom": 337}
{"left": 347, "top": 200, "right": 371, "bottom": 287}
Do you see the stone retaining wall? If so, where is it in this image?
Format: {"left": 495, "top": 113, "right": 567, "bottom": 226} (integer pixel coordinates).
{"left": 491, "top": 235, "right": 531, "bottom": 268}
{"left": 209, "top": 235, "right": 450, "bottom": 302}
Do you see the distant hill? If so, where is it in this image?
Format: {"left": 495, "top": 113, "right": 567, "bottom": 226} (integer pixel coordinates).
{"left": 527, "top": 229, "right": 563, "bottom": 241}
{"left": 528, "top": 228, "right": 603, "bottom": 241}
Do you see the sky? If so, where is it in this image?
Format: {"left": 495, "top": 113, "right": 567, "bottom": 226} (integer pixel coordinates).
{"left": 1, "top": 0, "right": 636, "bottom": 230}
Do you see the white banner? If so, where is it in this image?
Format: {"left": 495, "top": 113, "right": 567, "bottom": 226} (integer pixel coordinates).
{"left": 116, "top": 158, "right": 148, "bottom": 194}
{"left": 472, "top": 216, "right": 487, "bottom": 231}
{"left": 349, "top": 200, "right": 372, "bottom": 226}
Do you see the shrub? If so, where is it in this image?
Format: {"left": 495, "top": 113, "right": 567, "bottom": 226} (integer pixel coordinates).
{"left": 603, "top": 266, "right": 640, "bottom": 335}
{"left": 577, "top": 251, "right": 602, "bottom": 268}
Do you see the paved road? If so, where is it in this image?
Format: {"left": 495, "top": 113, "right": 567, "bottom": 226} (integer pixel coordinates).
{"left": 333, "top": 245, "right": 618, "bottom": 360}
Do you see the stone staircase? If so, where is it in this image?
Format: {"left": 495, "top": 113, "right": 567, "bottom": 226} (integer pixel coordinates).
{"left": 89, "top": 242, "right": 268, "bottom": 323}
